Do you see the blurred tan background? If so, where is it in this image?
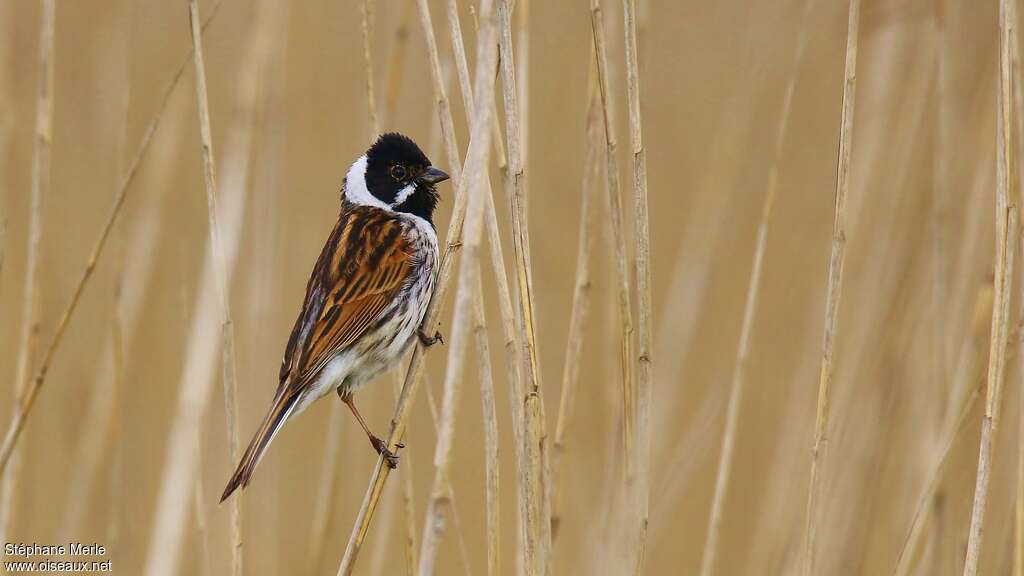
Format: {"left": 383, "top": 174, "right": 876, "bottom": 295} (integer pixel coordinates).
{"left": 0, "top": 0, "right": 1019, "bottom": 574}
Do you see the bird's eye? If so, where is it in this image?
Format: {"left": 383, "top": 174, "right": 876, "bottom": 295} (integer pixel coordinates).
{"left": 390, "top": 165, "right": 407, "bottom": 181}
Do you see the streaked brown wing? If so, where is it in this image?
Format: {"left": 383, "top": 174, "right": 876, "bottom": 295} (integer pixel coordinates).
{"left": 278, "top": 205, "right": 412, "bottom": 391}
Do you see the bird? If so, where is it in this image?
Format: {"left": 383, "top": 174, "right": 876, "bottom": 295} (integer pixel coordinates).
{"left": 221, "top": 133, "right": 449, "bottom": 502}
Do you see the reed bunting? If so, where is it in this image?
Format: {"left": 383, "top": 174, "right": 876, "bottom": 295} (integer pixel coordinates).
{"left": 221, "top": 133, "right": 449, "bottom": 502}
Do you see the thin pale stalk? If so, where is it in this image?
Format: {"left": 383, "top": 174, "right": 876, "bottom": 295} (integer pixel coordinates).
{"left": 335, "top": 1, "right": 481, "bottom": 569}
{"left": 361, "top": 0, "right": 379, "bottom": 138}
{"left": 551, "top": 56, "right": 601, "bottom": 543}
{"left": 472, "top": 272, "right": 501, "bottom": 576}
{"left": 195, "top": 445, "right": 213, "bottom": 576}
{"left": 698, "top": 190, "right": 775, "bottom": 576}
{"left": 963, "top": 2, "right": 1017, "bottom": 573}
{"left": 1011, "top": 15, "right": 1024, "bottom": 576}
{"left": 306, "top": 407, "right": 345, "bottom": 575}
{"left": 590, "top": 0, "right": 635, "bottom": 477}
{"left": 142, "top": 113, "right": 250, "bottom": 576}
{"left": 893, "top": 285, "right": 994, "bottom": 576}
{"left": 698, "top": 2, "right": 815, "bottom": 570}
{"left": 417, "top": 5, "right": 497, "bottom": 574}
{"left": 187, "top": 2, "right": 244, "bottom": 573}
{"left": 622, "top": 0, "right": 654, "bottom": 572}
{"left": 498, "top": 0, "right": 551, "bottom": 573}
{"left": 107, "top": 273, "right": 125, "bottom": 562}
{"left": 441, "top": 10, "right": 506, "bottom": 562}
{"left": 1, "top": 0, "right": 54, "bottom": 543}
{"left": 0, "top": 0, "right": 226, "bottom": 476}
{"left": 381, "top": 1, "right": 412, "bottom": 127}
{"left": 393, "top": 368, "right": 418, "bottom": 576}
{"left": 799, "top": 2, "right": 860, "bottom": 574}
{"left": 422, "top": 373, "right": 475, "bottom": 576}
{"left": 445, "top": 3, "right": 523, "bottom": 567}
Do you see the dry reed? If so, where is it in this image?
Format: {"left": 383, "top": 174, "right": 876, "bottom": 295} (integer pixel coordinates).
{"left": 306, "top": 405, "right": 346, "bottom": 574}
{"left": 497, "top": 1, "right": 552, "bottom": 573}
{"left": 185, "top": 2, "right": 243, "bottom": 573}
{"left": 893, "top": 285, "right": 993, "bottom": 576}
{"left": 590, "top": 0, "right": 635, "bottom": 481}
{"left": 1, "top": 0, "right": 54, "bottom": 544}
{"left": 144, "top": 1, "right": 269, "bottom": 572}
{"left": 1011, "top": 14, "right": 1023, "bottom": 576}
{"left": 417, "top": 4, "right": 498, "bottom": 572}
{"left": 441, "top": 3, "right": 515, "bottom": 572}
{"left": 473, "top": 267, "right": 502, "bottom": 576}
{"left": 698, "top": 188, "right": 775, "bottom": 576}
{"left": 449, "top": 4, "right": 529, "bottom": 570}
{"left": 551, "top": 55, "right": 601, "bottom": 543}
{"left": 622, "top": 0, "right": 654, "bottom": 571}
{"left": 962, "top": 1, "right": 1017, "bottom": 573}
{"left": 360, "top": 0, "right": 379, "bottom": 138}
{"left": 698, "top": 2, "right": 814, "bottom": 571}
{"left": 381, "top": 2, "right": 413, "bottom": 126}
{"left": 335, "top": 0, "right": 478, "bottom": 568}
{"left": 799, "top": 1, "right": 860, "bottom": 574}
{"left": 0, "top": 0, "right": 226, "bottom": 478}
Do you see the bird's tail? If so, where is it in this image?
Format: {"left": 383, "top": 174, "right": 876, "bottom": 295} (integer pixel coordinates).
{"left": 221, "top": 387, "right": 301, "bottom": 502}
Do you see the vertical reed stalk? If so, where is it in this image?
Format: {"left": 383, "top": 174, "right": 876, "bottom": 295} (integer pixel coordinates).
{"left": 473, "top": 271, "right": 502, "bottom": 576}
{"left": 698, "top": 190, "right": 775, "bottom": 576}
{"left": 621, "top": 0, "right": 653, "bottom": 571}
{"left": 306, "top": 406, "right": 346, "bottom": 575}
{"left": 335, "top": 1, "right": 480, "bottom": 569}
{"left": 498, "top": 1, "right": 551, "bottom": 572}
{"left": 394, "top": 369, "right": 418, "bottom": 576}
{"left": 417, "top": 6, "right": 497, "bottom": 573}
{"left": 361, "top": 0, "right": 379, "bottom": 137}
{"left": 1011, "top": 15, "right": 1024, "bottom": 576}
{"left": 442, "top": 4, "right": 518, "bottom": 572}
{"left": 1, "top": 0, "right": 54, "bottom": 543}
{"left": 381, "top": 1, "right": 412, "bottom": 126}
{"left": 186, "top": 2, "right": 244, "bottom": 574}
{"left": 590, "top": 0, "right": 635, "bottom": 478}
{"left": 0, "top": 0, "right": 226, "bottom": 477}
{"left": 698, "top": 2, "right": 814, "bottom": 571}
{"left": 893, "top": 285, "right": 994, "bottom": 576}
{"left": 421, "top": 373, "right": 475, "bottom": 576}
{"left": 799, "top": 2, "right": 860, "bottom": 574}
{"left": 551, "top": 55, "right": 601, "bottom": 543}
{"left": 962, "top": 1, "right": 1017, "bottom": 573}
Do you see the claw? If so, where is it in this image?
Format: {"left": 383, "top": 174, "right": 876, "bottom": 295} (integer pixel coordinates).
{"left": 419, "top": 328, "right": 444, "bottom": 347}
{"left": 371, "top": 437, "right": 401, "bottom": 469}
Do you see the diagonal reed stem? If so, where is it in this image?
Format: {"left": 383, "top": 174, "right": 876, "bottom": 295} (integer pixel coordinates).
{"left": 497, "top": 1, "right": 552, "bottom": 573}
{"left": 589, "top": 0, "right": 636, "bottom": 483}
{"left": 551, "top": 51, "right": 602, "bottom": 544}
{"left": 621, "top": 0, "right": 654, "bottom": 572}
{"left": 335, "top": 1, "right": 476, "bottom": 570}
{"left": 186, "top": 2, "right": 244, "bottom": 574}
{"left": 0, "top": 0, "right": 226, "bottom": 477}
{"left": 962, "top": 1, "right": 1017, "bottom": 573}
{"left": 1, "top": 0, "right": 55, "bottom": 543}
{"left": 799, "top": 2, "right": 860, "bottom": 574}
{"left": 416, "top": 3, "right": 498, "bottom": 573}
{"left": 697, "top": 2, "right": 815, "bottom": 572}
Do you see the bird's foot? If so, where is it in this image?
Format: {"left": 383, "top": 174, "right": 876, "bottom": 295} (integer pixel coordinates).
{"left": 418, "top": 328, "right": 444, "bottom": 347}
{"left": 370, "top": 436, "right": 404, "bottom": 469}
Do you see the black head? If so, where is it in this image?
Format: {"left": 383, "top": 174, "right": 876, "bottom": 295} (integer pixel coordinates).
{"left": 356, "top": 133, "right": 449, "bottom": 223}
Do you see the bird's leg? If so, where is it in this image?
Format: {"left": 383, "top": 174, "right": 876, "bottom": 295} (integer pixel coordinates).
{"left": 338, "top": 389, "right": 403, "bottom": 468}
{"left": 418, "top": 327, "right": 444, "bottom": 347}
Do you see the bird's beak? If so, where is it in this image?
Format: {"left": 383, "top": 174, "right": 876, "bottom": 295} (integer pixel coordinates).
{"left": 419, "top": 166, "right": 450, "bottom": 185}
